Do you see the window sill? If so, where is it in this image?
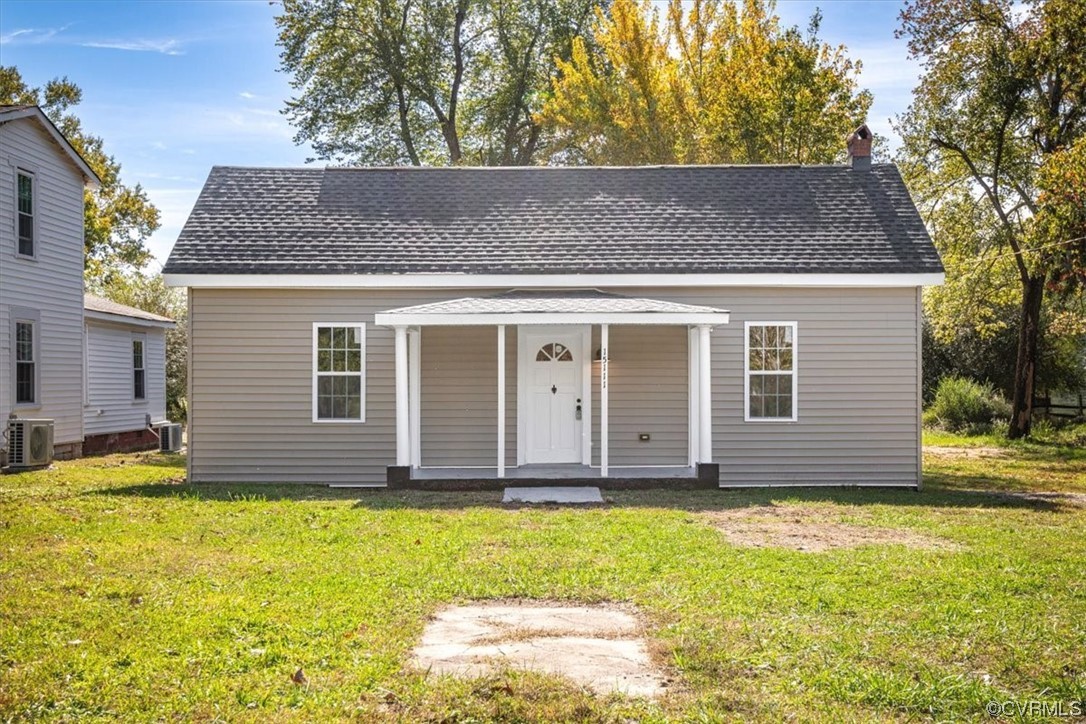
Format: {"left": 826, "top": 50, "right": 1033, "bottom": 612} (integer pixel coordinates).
{"left": 14, "top": 253, "right": 38, "bottom": 262}
{"left": 744, "top": 417, "right": 799, "bottom": 423}
{"left": 312, "top": 418, "right": 367, "bottom": 424}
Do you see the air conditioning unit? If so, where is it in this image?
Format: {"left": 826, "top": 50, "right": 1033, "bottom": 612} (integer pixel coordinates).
{"left": 159, "top": 423, "right": 183, "bottom": 453}
{"left": 7, "top": 418, "right": 54, "bottom": 470}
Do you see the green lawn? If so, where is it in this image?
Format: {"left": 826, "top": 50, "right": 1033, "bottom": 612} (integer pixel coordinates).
{"left": 923, "top": 428, "right": 1086, "bottom": 494}
{"left": 1, "top": 446, "right": 1084, "bottom": 721}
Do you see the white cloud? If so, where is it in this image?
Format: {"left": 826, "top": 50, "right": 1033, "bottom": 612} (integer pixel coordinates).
{"left": 239, "top": 91, "right": 256, "bottom": 100}
{"left": 0, "top": 25, "right": 71, "bottom": 45}
{"left": 81, "top": 38, "right": 184, "bottom": 55}
{"left": 0, "top": 24, "right": 183, "bottom": 55}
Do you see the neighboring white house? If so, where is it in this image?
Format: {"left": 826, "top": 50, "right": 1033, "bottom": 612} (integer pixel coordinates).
{"left": 83, "top": 295, "right": 175, "bottom": 455}
{"left": 0, "top": 105, "right": 99, "bottom": 460}
{"left": 165, "top": 125, "right": 945, "bottom": 489}
{"left": 1, "top": 105, "right": 173, "bottom": 465}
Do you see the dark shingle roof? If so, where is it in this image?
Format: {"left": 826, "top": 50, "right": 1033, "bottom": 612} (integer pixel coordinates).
{"left": 163, "top": 165, "right": 942, "bottom": 276}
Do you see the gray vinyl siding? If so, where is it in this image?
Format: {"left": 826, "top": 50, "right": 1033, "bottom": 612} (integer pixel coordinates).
{"left": 188, "top": 286, "right": 921, "bottom": 486}
{"left": 84, "top": 321, "right": 168, "bottom": 435}
{"left": 189, "top": 289, "right": 510, "bottom": 484}
{"left": 660, "top": 286, "right": 921, "bottom": 486}
{"left": 0, "top": 118, "right": 86, "bottom": 448}
{"left": 420, "top": 326, "right": 516, "bottom": 468}
{"left": 591, "top": 325, "right": 690, "bottom": 466}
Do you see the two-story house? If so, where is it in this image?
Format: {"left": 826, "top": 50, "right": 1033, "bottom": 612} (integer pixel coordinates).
{"left": 1, "top": 105, "right": 174, "bottom": 465}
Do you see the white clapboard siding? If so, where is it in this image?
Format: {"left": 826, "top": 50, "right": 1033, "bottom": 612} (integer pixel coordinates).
{"left": 0, "top": 117, "right": 86, "bottom": 447}
{"left": 189, "top": 286, "right": 921, "bottom": 486}
{"left": 84, "top": 320, "right": 168, "bottom": 435}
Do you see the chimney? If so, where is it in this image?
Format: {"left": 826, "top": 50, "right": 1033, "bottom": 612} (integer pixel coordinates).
{"left": 847, "top": 124, "right": 872, "bottom": 170}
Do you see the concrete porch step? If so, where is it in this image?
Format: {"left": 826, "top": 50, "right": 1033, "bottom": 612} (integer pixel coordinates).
{"left": 502, "top": 486, "right": 605, "bottom": 504}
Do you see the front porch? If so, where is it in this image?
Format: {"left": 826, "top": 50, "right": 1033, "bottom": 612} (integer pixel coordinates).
{"left": 392, "top": 463, "right": 718, "bottom": 491}
{"left": 374, "top": 290, "right": 730, "bottom": 488}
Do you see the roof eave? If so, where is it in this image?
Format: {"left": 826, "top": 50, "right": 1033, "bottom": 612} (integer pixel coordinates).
{"left": 374, "top": 311, "right": 731, "bottom": 327}
{"left": 84, "top": 309, "right": 176, "bottom": 329}
{"left": 164, "top": 271, "right": 946, "bottom": 290}
{"left": 0, "top": 106, "right": 101, "bottom": 188}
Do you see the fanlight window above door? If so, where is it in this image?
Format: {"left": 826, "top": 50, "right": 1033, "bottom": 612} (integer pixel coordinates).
{"left": 536, "top": 342, "right": 573, "bottom": 362}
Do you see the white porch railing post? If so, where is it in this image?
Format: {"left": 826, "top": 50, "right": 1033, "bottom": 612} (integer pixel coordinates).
{"left": 497, "top": 325, "right": 506, "bottom": 478}
{"left": 601, "top": 323, "right": 609, "bottom": 478}
{"left": 698, "top": 324, "right": 712, "bottom": 463}
{"left": 394, "top": 325, "right": 410, "bottom": 466}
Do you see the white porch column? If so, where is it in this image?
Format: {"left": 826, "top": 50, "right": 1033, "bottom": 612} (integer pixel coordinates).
{"left": 688, "top": 326, "right": 700, "bottom": 467}
{"left": 394, "top": 325, "right": 410, "bottom": 466}
{"left": 408, "top": 328, "right": 421, "bottom": 468}
{"left": 698, "top": 324, "right": 712, "bottom": 463}
{"left": 497, "top": 325, "right": 506, "bottom": 478}
{"left": 600, "top": 323, "right": 609, "bottom": 478}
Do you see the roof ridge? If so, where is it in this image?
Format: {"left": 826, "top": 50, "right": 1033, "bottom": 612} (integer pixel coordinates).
{"left": 209, "top": 163, "right": 898, "bottom": 172}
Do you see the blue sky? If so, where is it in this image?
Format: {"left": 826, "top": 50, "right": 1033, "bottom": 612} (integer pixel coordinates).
{"left": 0, "top": 0, "right": 920, "bottom": 268}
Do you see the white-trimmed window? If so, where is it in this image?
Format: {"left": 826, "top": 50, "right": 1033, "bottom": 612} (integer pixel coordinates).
{"left": 16, "top": 170, "right": 35, "bottom": 257}
{"left": 312, "top": 323, "right": 365, "bottom": 422}
{"left": 745, "top": 322, "right": 797, "bottom": 421}
{"left": 132, "top": 336, "right": 146, "bottom": 400}
{"left": 15, "top": 320, "right": 37, "bottom": 405}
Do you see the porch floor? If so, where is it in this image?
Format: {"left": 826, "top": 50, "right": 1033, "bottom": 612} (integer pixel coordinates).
{"left": 412, "top": 464, "right": 697, "bottom": 481}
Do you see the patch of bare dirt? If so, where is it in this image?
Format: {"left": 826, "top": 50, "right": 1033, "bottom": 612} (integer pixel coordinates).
{"left": 705, "top": 504, "right": 958, "bottom": 553}
{"left": 923, "top": 445, "right": 1008, "bottom": 459}
{"left": 411, "top": 601, "right": 669, "bottom": 697}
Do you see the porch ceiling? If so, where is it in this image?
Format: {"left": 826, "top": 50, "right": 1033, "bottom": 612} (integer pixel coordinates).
{"left": 374, "top": 289, "right": 730, "bottom": 326}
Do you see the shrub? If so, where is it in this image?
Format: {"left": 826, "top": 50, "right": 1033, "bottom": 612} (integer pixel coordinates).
{"left": 925, "top": 376, "right": 1012, "bottom": 433}
{"left": 1029, "top": 418, "right": 1086, "bottom": 446}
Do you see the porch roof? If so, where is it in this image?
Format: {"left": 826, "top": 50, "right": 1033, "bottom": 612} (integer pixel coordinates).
{"left": 374, "top": 290, "right": 730, "bottom": 327}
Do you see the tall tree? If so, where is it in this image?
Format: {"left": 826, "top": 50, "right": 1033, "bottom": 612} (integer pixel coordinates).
{"left": 897, "top": 0, "right": 1086, "bottom": 437}
{"left": 276, "top": 0, "right": 598, "bottom": 166}
{"left": 0, "top": 67, "right": 159, "bottom": 283}
{"left": 541, "top": 0, "right": 871, "bottom": 165}
{"left": 1035, "top": 137, "right": 1086, "bottom": 293}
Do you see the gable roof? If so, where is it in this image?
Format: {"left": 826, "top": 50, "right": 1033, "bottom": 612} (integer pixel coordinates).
{"left": 84, "top": 294, "right": 175, "bottom": 328}
{"left": 163, "top": 164, "right": 942, "bottom": 278}
{"left": 0, "top": 105, "right": 100, "bottom": 186}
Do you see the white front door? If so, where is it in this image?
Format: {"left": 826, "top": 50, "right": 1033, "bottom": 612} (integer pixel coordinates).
{"left": 524, "top": 329, "right": 583, "bottom": 464}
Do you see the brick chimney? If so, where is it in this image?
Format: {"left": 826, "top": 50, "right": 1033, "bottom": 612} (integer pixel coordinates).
{"left": 847, "top": 124, "right": 872, "bottom": 170}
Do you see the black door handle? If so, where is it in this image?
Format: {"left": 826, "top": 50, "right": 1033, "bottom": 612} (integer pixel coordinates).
{"left": 551, "top": 385, "right": 557, "bottom": 394}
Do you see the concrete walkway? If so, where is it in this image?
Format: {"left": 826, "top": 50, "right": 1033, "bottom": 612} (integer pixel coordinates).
{"left": 502, "top": 486, "right": 604, "bottom": 504}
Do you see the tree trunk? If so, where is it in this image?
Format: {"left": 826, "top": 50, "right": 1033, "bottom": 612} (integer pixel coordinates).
{"left": 1008, "top": 274, "right": 1045, "bottom": 439}
{"left": 441, "top": 120, "right": 462, "bottom": 163}
{"left": 395, "top": 84, "right": 421, "bottom": 166}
